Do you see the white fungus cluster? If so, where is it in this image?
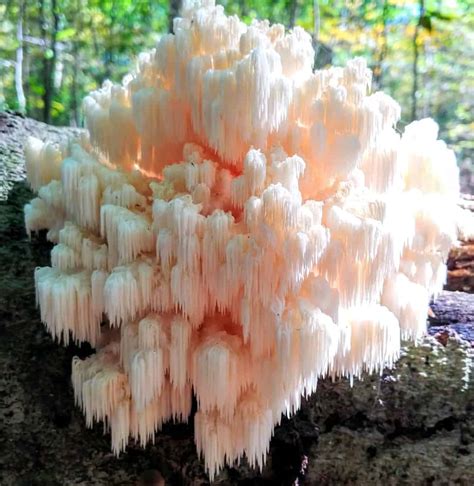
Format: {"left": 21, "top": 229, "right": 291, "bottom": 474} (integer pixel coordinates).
{"left": 24, "top": 0, "right": 472, "bottom": 480}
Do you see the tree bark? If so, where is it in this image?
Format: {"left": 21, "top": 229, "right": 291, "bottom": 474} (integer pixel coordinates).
{"left": 411, "top": 0, "right": 425, "bottom": 121}
{"left": 15, "top": 0, "right": 26, "bottom": 113}
{"left": 373, "top": 0, "right": 389, "bottom": 90}
{"left": 168, "top": 0, "right": 182, "bottom": 33}
{"left": 22, "top": 6, "right": 30, "bottom": 114}
{"left": 104, "top": 1, "right": 116, "bottom": 80}
{"left": 313, "top": 1, "right": 333, "bottom": 69}
{"left": 313, "top": 0, "right": 320, "bottom": 58}
{"left": 69, "top": 0, "right": 80, "bottom": 127}
{"left": 70, "top": 43, "right": 80, "bottom": 127}
{"left": 238, "top": 0, "right": 248, "bottom": 18}
{"left": 288, "top": 0, "right": 298, "bottom": 29}
{"left": 40, "top": 0, "right": 59, "bottom": 124}
{"left": 447, "top": 195, "right": 474, "bottom": 293}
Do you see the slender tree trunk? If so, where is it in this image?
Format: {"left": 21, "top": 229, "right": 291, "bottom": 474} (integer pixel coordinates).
{"left": 71, "top": 42, "right": 80, "bottom": 126}
{"left": 238, "top": 0, "right": 248, "bottom": 18}
{"left": 313, "top": 0, "right": 320, "bottom": 61}
{"left": 88, "top": 10, "right": 101, "bottom": 85}
{"left": 40, "top": 0, "right": 59, "bottom": 123}
{"left": 70, "top": 0, "right": 81, "bottom": 126}
{"left": 89, "top": 12, "right": 100, "bottom": 58}
{"left": 373, "top": 0, "right": 389, "bottom": 90}
{"left": 412, "top": 0, "right": 425, "bottom": 121}
{"left": 104, "top": 2, "right": 116, "bottom": 79}
{"left": 23, "top": 4, "right": 30, "bottom": 114}
{"left": 15, "top": 0, "right": 26, "bottom": 113}
{"left": 48, "top": 0, "right": 59, "bottom": 122}
{"left": 424, "top": 43, "right": 433, "bottom": 118}
{"left": 39, "top": 0, "right": 47, "bottom": 121}
{"left": 168, "top": 0, "right": 181, "bottom": 33}
{"left": 288, "top": 0, "right": 298, "bottom": 29}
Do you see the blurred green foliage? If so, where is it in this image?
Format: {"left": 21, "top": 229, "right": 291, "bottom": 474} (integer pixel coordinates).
{"left": 0, "top": 0, "right": 472, "bottom": 165}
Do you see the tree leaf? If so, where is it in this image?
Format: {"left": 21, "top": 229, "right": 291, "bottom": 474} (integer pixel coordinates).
{"left": 419, "top": 14, "right": 432, "bottom": 32}
{"left": 57, "top": 27, "right": 76, "bottom": 41}
{"left": 427, "top": 10, "right": 456, "bottom": 22}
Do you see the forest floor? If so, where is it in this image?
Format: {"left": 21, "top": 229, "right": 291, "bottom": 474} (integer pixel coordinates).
{"left": 0, "top": 112, "right": 473, "bottom": 485}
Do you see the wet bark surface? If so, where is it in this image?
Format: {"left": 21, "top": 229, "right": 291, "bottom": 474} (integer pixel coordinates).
{"left": 1, "top": 112, "right": 473, "bottom": 485}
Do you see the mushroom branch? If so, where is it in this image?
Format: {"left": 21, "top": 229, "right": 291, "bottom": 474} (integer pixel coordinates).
{"left": 23, "top": 0, "right": 473, "bottom": 480}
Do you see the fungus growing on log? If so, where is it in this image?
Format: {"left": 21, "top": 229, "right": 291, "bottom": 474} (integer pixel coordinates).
{"left": 24, "top": 0, "right": 473, "bottom": 480}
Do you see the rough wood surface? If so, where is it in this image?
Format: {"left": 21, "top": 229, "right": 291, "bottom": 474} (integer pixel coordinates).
{"left": 448, "top": 243, "right": 474, "bottom": 293}
{"left": 1, "top": 112, "right": 473, "bottom": 485}
{"left": 447, "top": 195, "right": 474, "bottom": 293}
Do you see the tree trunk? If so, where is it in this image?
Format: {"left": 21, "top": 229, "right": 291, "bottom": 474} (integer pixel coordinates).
{"left": 22, "top": 9, "right": 30, "bottom": 114}
{"left": 238, "top": 0, "right": 248, "bottom": 18}
{"left": 39, "top": 0, "right": 47, "bottom": 121}
{"left": 70, "top": 43, "right": 80, "bottom": 127}
{"left": 104, "top": 1, "right": 117, "bottom": 80}
{"left": 288, "top": 0, "right": 298, "bottom": 29}
{"left": 40, "top": 0, "right": 59, "bottom": 124}
{"left": 168, "top": 0, "right": 181, "bottom": 33}
{"left": 411, "top": 0, "right": 425, "bottom": 121}
{"left": 373, "top": 0, "right": 389, "bottom": 90}
{"left": 15, "top": 0, "right": 26, "bottom": 113}
{"left": 313, "top": 0, "right": 333, "bottom": 69}
{"left": 313, "top": 0, "right": 320, "bottom": 61}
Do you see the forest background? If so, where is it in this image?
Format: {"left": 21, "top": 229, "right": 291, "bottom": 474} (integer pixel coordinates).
{"left": 0, "top": 0, "right": 472, "bottom": 178}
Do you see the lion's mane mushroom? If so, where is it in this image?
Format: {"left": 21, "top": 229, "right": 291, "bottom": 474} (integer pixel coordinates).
{"left": 24, "top": 0, "right": 472, "bottom": 480}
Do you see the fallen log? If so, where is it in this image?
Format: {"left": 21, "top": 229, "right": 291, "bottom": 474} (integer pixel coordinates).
{"left": 0, "top": 111, "right": 472, "bottom": 485}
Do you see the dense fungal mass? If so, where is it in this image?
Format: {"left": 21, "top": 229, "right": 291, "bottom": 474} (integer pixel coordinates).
{"left": 24, "top": 0, "right": 472, "bottom": 480}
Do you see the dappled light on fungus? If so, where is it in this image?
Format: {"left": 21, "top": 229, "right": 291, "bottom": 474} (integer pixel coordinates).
{"left": 23, "top": 0, "right": 473, "bottom": 481}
